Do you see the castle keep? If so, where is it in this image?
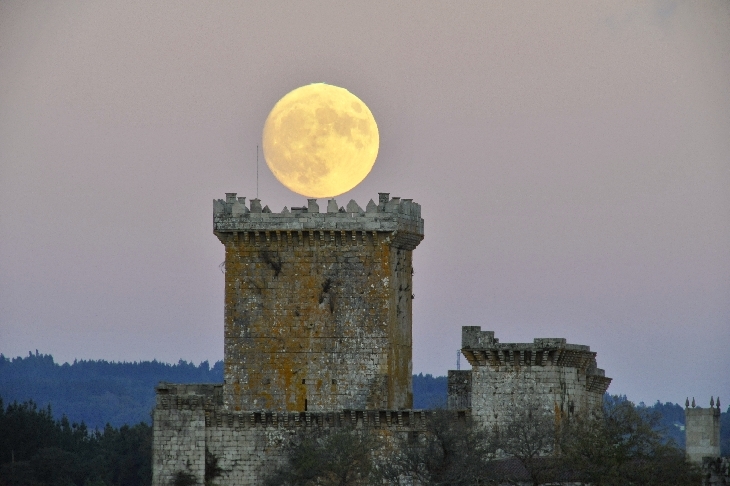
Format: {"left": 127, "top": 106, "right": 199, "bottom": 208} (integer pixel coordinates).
{"left": 215, "top": 192, "right": 423, "bottom": 411}
{"left": 152, "top": 192, "right": 425, "bottom": 484}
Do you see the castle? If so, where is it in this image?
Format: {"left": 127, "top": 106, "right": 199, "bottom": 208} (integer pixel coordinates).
{"left": 152, "top": 192, "right": 612, "bottom": 485}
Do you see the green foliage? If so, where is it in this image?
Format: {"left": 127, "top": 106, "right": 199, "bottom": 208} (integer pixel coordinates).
{"left": 0, "top": 396, "right": 152, "bottom": 486}
{"left": 384, "top": 397, "right": 701, "bottom": 486}
{"left": 643, "top": 400, "right": 686, "bottom": 448}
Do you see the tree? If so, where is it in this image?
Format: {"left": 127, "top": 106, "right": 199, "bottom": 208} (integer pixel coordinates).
{"left": 378, "top": 409, "right": 498, "bottom": 486}
{"left": 0, "top": 396, "right": 152, "bottom": 486}
{"left": 265, "top": 428, "right": 375, "bottom": 486}
{"left": 559, "top": 397, "right": 701, "bottom": 486}
{"left": 497, "top": 398, "right": 561, "bottom": 486}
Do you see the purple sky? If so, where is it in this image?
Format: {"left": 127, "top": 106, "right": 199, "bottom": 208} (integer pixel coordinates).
{"left": 1, "top": 2, "right": 728, "bottom": 406}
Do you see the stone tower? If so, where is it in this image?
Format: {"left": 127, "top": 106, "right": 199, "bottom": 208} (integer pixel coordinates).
{"left": 213, "top": 192, "right": 424, "bottom": 412}
{"left": 448, "top": 327, "right": 612, "bottom": 428}
{"left": 685, "top": 397, "right": 722, "bottom": 464}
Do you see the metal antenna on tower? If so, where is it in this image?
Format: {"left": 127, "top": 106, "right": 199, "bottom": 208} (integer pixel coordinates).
{"left": 456, "top": 350, "right": 461, "bottom": 370}
{"left": 256, "top": 145, "right": 259, "bottom": 199}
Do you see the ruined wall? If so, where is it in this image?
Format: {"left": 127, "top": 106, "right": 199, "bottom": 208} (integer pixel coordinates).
{"left": 454, "top": 327, "right": 611, "bottom": 429}
{"left": 685, "top": 399, "right": 722, "bottom": 464}
{"left": 214, "top": 193, "right": 423, "bottom": 412}
{"left": 152, "top": 385, "right": 446, "bottom": 486}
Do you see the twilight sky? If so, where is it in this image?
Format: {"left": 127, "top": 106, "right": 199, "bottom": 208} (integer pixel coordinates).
{"left": 1, "top": 1, "right": 728, "bottom": 406}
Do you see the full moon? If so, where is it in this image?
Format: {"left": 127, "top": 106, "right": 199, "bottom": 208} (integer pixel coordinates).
{"left": 262, "top": 83, "right": 379, "bottom": 198}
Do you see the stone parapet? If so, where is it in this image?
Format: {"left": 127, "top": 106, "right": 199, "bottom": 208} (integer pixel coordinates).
{"left": 214, "top": 192, "right": 424, "bottom": 250}
{"left": 461, "top": 326, "right": 608, "bottom": 387}
{"left": 154, "top": 384, "right": 460, "bottom": 431}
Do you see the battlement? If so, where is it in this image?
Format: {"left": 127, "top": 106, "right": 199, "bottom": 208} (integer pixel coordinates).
{"left": 461, "top": 326, "right": 604, "bottom": 373}
{"left": 213, "top": 192, "right": 424, "bottom": 250}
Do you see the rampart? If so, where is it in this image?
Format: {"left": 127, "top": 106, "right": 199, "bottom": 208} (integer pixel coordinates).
{"left": 451, "top": 327, "right": 611, "bottom": 428}
{"left": 152, "top": 383, "right": 464, "bottom": 485}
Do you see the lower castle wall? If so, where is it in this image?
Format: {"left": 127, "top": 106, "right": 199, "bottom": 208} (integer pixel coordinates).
{"left": 153, "top": 405, "right": 206, "bottom": 486}
{"left": 153, "top": 384, "right": 452, "bottom": 485}
{"left": 470, "top": 365, "right": 603, "bottom": 429}
{"left": 204, "top": 423, "right": 292, "bottom": 485}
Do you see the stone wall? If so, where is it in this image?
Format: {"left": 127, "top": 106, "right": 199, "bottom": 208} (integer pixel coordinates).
{"left": 447, "top": 370, "right": 471, "bottom": 410}
{"left": 453, "top": 327, "right": 611, "bottom": 429}
{"left": 152, "top": 384, "right": 222, "bottom": 486}
{"left": 152, "top": 384, "right": 455, "bottom": 485}
{"left": 214, "top": 193, "right": 423, "bottom": 412}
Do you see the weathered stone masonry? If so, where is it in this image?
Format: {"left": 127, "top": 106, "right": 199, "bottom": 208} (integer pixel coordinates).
{"left": 152, "top": 192, "right": 426, "bottom": 485}
{"left": 152, "top": 191, "right": 617, "bottom": 485}
{"left": 449, "top": 327, "right": 612, "bottom": 429}
{"left": 685, "top": 397, "right": 722, "bottom": 464}
{"left": 153, "top": 382, "right": 450, "bottom": 485}
{"left": 214, "top": 192, "right": 423, "bottom": 412}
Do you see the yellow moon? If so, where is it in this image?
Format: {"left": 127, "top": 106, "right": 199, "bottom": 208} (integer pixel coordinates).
{"left": 262, "top": 83, "right": 379, "bottom": 198}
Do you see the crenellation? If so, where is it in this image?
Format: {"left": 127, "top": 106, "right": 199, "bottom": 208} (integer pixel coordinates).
{"left": 153, "top": 393, "right": 456, "bottom": 485}
{"left": 215, "top": 193, "right": 422, "bottom": 236}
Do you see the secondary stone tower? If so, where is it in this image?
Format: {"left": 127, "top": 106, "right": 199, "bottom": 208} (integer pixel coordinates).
{"left": 448, "top": 327, "right": 612, "bottom": 428}
{"left": 214, "top": 192, "right": 424, "bottom": 412}
{"left": 685, "top": 396, "right": 722, "bottom": 464}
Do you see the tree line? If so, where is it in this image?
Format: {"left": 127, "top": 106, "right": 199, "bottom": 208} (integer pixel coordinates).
{"left": 0, "top": 397, "right": 151, "bottom": 486}
{"left": 0, "top": 352, "right": 223, "bottom": 430}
